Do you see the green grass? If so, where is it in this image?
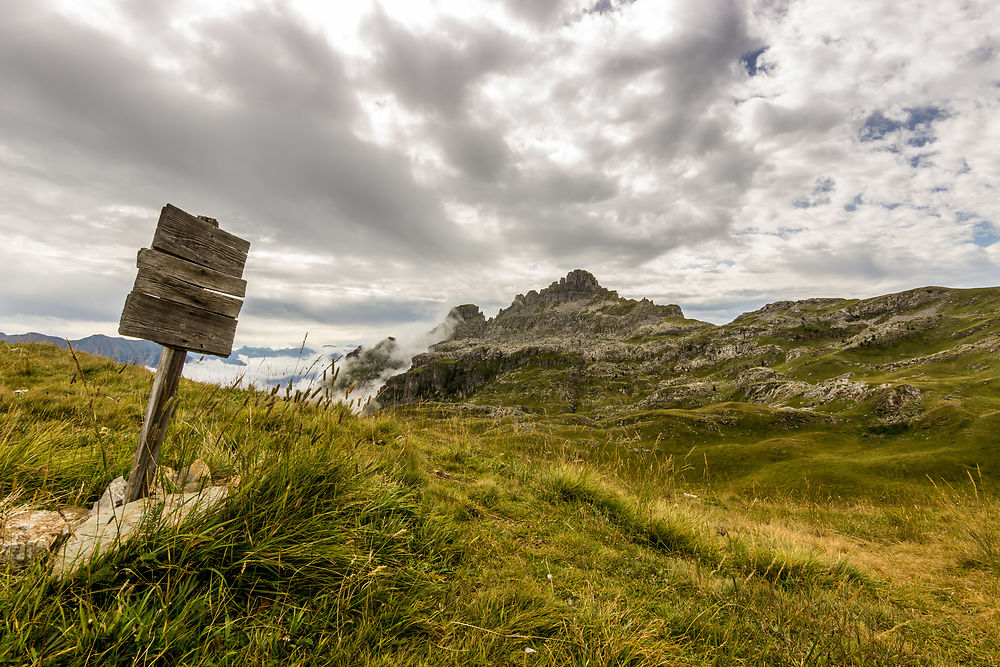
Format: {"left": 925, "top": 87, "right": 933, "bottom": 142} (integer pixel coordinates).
{"left": 2, "top": 341, "right": 999, "bottom": 664}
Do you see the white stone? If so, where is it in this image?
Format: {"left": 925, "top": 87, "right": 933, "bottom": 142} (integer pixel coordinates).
{"left": 91, "top": 476, "right": 127, "bottom": 516}
{"left": 1, "top": 507, "right": 89, "bottom": 565}
{"left": 53, "top": 485, "right": 228, "bottom": 577}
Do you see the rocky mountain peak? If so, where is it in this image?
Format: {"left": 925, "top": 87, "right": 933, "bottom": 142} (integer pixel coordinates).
{"left": 558, "top": 269, "right": 603, "bottom": 293}
{"left": 444, "top": 304, "right": 487, "bottom": 339}
{"left": 511, "top": 269, "right": 617, "bottom": 307}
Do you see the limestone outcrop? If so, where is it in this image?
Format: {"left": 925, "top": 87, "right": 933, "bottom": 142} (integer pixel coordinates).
{"left": 371, "top": 270, "right": 987, "bottom": 425}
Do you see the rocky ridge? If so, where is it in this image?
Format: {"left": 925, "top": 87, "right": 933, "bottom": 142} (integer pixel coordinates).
{"left": 374, "top": 270, "right": 1000, "bottom": 427}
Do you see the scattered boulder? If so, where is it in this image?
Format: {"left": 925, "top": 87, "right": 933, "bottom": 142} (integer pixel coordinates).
{"left": 872, "top": 384, "right": 923, "bottom": 421}
{"left": 2, "top": 459, "right": 227, "bottom": 572}
{"left": 91, "top": 476, "right": 127, "bottom": 516}
{"left": 161, "top": 458, "right": 212, "bottom": 493}
{"left": 54, "top": 484, "right": 227, "bottom": 577}
{"left": 1, "top": 506, "right": 89, "bottom": 566}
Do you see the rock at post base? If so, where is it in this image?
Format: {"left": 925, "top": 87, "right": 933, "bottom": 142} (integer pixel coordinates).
{"left": 1, "top": 506, "right": 90, "bottom": 566}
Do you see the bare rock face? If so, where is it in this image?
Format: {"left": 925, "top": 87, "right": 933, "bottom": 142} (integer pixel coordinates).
{"left": 334, "top": 337, "right": 408, "bottom": 393}
{"left": 846, "top": 287, "right": 948, "bottom": 319}
{"left": 54, "top": 484, "right": 228, "bottom": 578}
{"left": 510, "top": 269, "right": 616, "bottom": 306}
{"left": 872, "top": 384, "right": 923, "bottom": 421}
{"left": 91, "top": 476, "right": 127, "bottom": 516}
{"left": 379, "top": 270, "right": 688, "bottom": 405}
{"left": 444, "top": 304, "right": 486, "bottom": 339}
{"left": 375, "top": 269, "right": 972, "bottom": 425}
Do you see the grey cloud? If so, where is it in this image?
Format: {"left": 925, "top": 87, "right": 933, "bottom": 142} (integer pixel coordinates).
{"left": 365, "top": 11, "right": 524, "bottom": 117}
{"left": 507, "top": 165, "right": 618, "bottom": 205}
{"left": 0, "top": 277, "right": 129, "bottom": 322}
{"left": 749, "top": 100, "right": 844, "bottom": 137}
{"left": 0, "top": 3, "right": 480, "bottom": 264}
{"left": 783, "top": 245, "right": 891, "bottom": 281}
{"left": 585, "top": 0, "right": 640, "bottom": 17}
{"left": 504, "top": 0, "right": 565, "bottom": 26}
{"left": 437, "top": 122, "right": 512, "bottom": 181}
{"left": 492, "top": 195, "right": 734, "bottom": 268}
{"left": 4, "top": 0, "right": 998, "bottom": 347}
{"left": 423, "top": 5, "right": 763, "bottom": 264}
{"left": 965, "top": 42, "right": 997, "bottom": 65}
{"left": 792, "top": 177, "right": 835, "bottom": 208}
{"left": 615, "top": 5, "right": 757, "bottom": 155}
{"left": 244, "top": 296, "right": 442, "bottom": 326}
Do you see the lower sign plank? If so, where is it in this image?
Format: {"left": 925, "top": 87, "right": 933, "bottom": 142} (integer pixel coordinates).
{"left": 119, "top": 292, "right": 238, "bottom": 357}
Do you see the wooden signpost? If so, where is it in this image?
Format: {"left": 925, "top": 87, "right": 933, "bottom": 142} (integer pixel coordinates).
{"left": 119, "top": 204, "right": 250, "bottom": 503}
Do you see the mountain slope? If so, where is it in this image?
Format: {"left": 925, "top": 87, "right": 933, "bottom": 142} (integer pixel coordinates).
{"left": 0, "top": 332, "right": 164, "bottom": 366}
{"left": 377, "top": 271, "right": 1000, "bottom": 494}
{"left": 381, "top": 272, "right": 999, "bottom": 415}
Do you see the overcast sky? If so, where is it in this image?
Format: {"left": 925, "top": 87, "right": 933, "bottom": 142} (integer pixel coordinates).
{"left": 2, "top": 0, "right": 998, "bottom": 347}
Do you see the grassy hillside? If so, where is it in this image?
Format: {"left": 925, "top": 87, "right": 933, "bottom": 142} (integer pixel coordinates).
{"left": 393, "top": 286, "right": 1000, "bottom": 500}
{"left": 1, "top": 341, "right": 999, "bottom": 665}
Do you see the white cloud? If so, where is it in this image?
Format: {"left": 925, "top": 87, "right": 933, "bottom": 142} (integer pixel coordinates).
{"left": 1, "top": 0, "right": 998, "bottom": 346}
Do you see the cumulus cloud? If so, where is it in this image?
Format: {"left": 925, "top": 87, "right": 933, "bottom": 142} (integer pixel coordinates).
{"left": 1, "top": 0, "right": 998, "bottom": 344}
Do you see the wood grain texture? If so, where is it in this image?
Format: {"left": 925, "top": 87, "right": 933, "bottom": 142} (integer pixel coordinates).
{"left": 124, "top": 346, "right": 186, "bottom": 502}
{"left": 137, "top": 247, "right": 247, "bottom": 297}
{"left": 152, "top": 204, "right": 249, "bottom": 277}
{"left": 133, "top": 271, "right": 243, "bottom": 318}
{"left": 119, "top": 292, "right": 237, "bottom": 357}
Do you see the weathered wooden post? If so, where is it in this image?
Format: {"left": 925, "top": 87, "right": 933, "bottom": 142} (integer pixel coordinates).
{"left": 118, "top": 204, "right": 250, "bottom": 503}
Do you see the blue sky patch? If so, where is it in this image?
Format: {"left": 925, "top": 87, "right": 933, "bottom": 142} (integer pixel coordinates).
{"left": 814, "top": 176, "right": 835, "bottom": 193}
{"left": 740, "top": 47, "right": 769, "bottom": 76}
{"left": 858, "top": 105, "right": 948, "bottom": 144}
{"left": 858, "top": 110, "right": 901, "bottom": 142}
{"left": 793, "top": 177, "right": 836, "bottom": 208}
{"left": 972, "top": 220, "right": 1000, "bottom": 247}
{"left": 844, "top": 193, "right": 864, "bottom": 212}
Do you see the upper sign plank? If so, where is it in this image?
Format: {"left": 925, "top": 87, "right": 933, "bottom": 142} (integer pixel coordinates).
{"left": 152, "top": 204, "right": 249, "bottom": 278}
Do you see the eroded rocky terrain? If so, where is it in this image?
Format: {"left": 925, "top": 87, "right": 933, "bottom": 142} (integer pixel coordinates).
{"left": 373, "top": 270, "right": 1000, "bottom": 430}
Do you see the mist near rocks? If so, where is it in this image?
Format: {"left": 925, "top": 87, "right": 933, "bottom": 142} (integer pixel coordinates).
{"left": 332, "top": 306, "right": 477, "bottom": 407}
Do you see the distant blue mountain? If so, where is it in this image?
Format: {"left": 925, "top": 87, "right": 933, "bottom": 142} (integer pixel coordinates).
{"left": 0, "top": 331, "right": 356, "bottom": 375}
{"left": 0, "top": 332, "right": 164, "bottom": 366}
{"left": 0, "top": 332, "right": 250, "bottom": 367}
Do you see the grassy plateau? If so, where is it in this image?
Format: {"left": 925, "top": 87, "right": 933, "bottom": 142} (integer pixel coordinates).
{"left": 0, "top": 338, "right": 998, "bottom": 665}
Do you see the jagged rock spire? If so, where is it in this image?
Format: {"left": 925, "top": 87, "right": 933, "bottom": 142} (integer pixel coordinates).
{"left": 512, "top": 269, "right": 618, "bottom": 306}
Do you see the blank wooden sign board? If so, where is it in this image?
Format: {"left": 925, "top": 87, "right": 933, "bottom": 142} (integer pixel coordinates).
{"left": 119, "top": 204, "right": 250, "bottom": 502}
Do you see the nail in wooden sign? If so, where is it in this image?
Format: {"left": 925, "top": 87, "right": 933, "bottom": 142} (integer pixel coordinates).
{"left": 119, "top": 204, "right": 250, "bottom": 357}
